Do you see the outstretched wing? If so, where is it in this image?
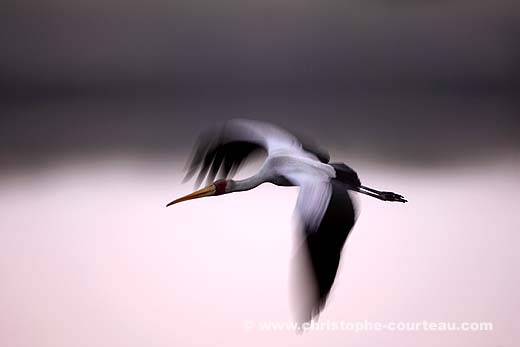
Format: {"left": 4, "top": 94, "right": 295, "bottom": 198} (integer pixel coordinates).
{"left": 291, "top": 177, "right": 357, "bottom": 323}
{"left": 184, "top": 119, "right": 304, "bottom": 187}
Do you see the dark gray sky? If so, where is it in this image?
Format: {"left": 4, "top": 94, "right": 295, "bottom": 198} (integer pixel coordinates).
{"left": 3, "top": 0, "right": 519, "bottom": 90}
{"left": 1, "top": 0, "right": 519, "bottom": 169}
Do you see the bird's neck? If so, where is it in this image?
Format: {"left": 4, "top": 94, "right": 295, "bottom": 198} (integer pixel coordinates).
{"left": 230, "top": 175, "right": 265, "bottom": 192}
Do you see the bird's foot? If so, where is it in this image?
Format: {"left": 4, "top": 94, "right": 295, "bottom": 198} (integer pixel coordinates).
{"left": 380, "top": 191, "right": 407, "bottom": 203}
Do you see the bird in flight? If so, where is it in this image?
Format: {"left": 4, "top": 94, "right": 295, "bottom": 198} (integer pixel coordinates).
{"left": 166, "top": 119, "right": 406, "bottom": 322}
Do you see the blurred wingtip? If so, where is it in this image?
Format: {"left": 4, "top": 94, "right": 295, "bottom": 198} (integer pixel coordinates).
{"left": 181, "top": 173, "right": 192, "bottom": 184}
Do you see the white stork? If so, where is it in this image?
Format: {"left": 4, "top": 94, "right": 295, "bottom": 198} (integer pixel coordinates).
{"left": 167, "top": 119, "right": 406, "bottom": 322}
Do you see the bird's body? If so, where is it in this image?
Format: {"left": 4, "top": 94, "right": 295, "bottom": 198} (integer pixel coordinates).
{"left": 167, "top": 118, "right": 406, "bottom": 322}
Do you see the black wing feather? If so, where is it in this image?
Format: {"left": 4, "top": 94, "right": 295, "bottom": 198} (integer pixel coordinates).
{"left": 184, "top": 126, "right": 267, "bottom": 187}
{"left": 293, "top": 179, "right": 357, "bottom": 322}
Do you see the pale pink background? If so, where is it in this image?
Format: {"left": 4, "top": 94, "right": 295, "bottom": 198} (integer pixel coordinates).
{"left": 1, "top": 156, "right": 518, "bottom": 346}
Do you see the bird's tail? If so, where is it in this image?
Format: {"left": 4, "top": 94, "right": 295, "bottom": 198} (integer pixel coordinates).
{"left": 330, "top": 162, "right": 361, "bottom": 188}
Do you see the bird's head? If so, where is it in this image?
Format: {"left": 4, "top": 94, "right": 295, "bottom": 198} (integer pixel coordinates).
{"left": 166, "top": 179, "right": 230, "bottom": 207}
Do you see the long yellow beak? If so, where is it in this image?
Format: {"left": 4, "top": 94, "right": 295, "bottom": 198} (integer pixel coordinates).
{"left": 166, "top": 184, "right": 216, "bottom": 207}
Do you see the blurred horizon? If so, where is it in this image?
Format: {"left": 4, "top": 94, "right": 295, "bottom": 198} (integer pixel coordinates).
{"left": 1, "top": 92, "right": 519, "bottom": 173}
